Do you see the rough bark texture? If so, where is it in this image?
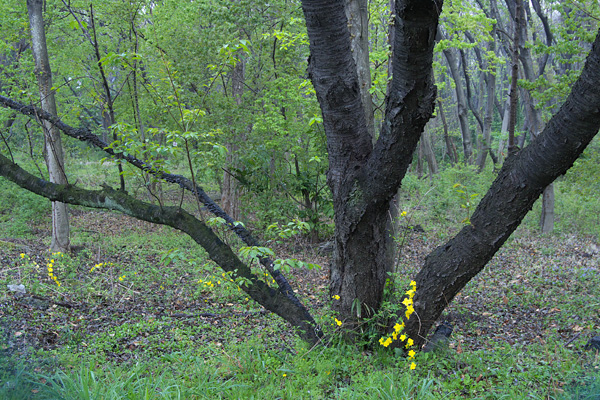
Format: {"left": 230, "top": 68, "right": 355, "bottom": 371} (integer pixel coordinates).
{"left": 0, "top": 152, "right": 321, "bottom": 345}
{"left": 27, "top": 0, "right": 70, "bottom": 253}
{"left": 302, "top": 0, "right": 440, "bottom": 322}
{"left": 404, "top": 30, "right": 600, "bottom": 348}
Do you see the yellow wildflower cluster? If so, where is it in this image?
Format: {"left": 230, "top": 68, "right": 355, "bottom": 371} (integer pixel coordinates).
{"left": 47, "top": 257, "right": 61, "bottom": 287}
{"left": 198, "top": 272, "right": 233, "bottom": 289}
{"left": 198, "top": 278, "right": 216, "bottom": 288}
{"left": 378, "top": 280, "right": 417, "bottom": 369}
{"left": 90, "top": 261, "right": 114, "bottom": 272}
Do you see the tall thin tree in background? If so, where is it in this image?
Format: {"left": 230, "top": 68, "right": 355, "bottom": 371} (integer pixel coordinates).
{"left": 27, "top": 0, "right": 70, "bottom": 252}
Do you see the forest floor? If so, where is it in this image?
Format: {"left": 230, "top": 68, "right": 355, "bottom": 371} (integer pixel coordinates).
{"left": 1, "top": 209, "right": 600, "bottom": 398}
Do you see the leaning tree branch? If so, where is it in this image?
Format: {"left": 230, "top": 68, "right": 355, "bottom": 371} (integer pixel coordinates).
{"left": 0, "top": 152, "right": 321, "bottom": 345}
{"left": 0, "top": 94, "right": 301, "bottom": 304}
{"left": 404, "top": 27, "right": 600, "bottom": 348}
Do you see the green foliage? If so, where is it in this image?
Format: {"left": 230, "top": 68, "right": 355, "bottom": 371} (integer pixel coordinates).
{"left": 0, "top": 176, "right": 50, "bottom": 237}
{"left": 452, "top": 183, "right": 480, "bottom": 225}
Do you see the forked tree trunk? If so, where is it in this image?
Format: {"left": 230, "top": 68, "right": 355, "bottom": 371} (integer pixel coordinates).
{"left": 27, "top": 0, "right": 70, "bottom": 253}
{"left": 303, "top": 0, "right": 439, "bottom": 324}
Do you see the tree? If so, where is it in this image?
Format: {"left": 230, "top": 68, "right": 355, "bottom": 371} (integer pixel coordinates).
{"left": 2, "top": 0, "right": 600, "bottom": 349}
{"left": 27, "top": 0, "right": 70, "bottom": 253}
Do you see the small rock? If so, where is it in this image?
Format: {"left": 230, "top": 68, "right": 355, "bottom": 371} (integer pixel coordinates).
{"left": 318, "top": 241, "right": 334, "bottom": 254}
{"left": 7, "top": 284, "right": 26, "bottom": 294}
{"left": 584, "top": 336, "right": 600, "bottom": 352}
{"left": 423, "top": 321, "right": 454, "bottom": 353}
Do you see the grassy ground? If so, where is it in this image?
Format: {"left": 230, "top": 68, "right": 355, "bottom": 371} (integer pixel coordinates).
{"left": 0, "top": 160, "right": 599, "bottom": 399}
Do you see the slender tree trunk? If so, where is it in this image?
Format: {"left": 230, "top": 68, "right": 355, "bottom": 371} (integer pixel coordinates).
{"left": 437, "top": 99, "right": 458, "bottom": 165}
{"left": 421, "top": 130, "right": 438, "bottom": 176}
{"left": 507, "top": 0, "right": 554, "bottom": 233}
{"left": 440, "top": 32, "right": 473, "bottom": 163}
{"left": 27, "top": 0, "right": 70, "bottom": 253}
{"left": 222, "top": 59, "right": 244, "bottom": 221}
{"left": 89, "top": 5, "right": 125, "bottom": 192}
{"left": 497, "top": 87, "right": 511, "bottom": 160}
{"left": 345, "top": 0, "right": 375, "bottom": 140}
{"left": 507, "top": 0, "right": 521, "bottom": 155}
{"left": 476, "top": 41, "right": 497, "bottom": 172}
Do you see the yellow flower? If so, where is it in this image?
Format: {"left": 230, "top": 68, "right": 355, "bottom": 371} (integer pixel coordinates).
{"left": 406, "top": 338, "right": 414, "bottom": 348}
{"left": 410, "top": 280, "right": 416, "bottom": 287}
{"left": 401, "top": 211, "right": 407, "bottom": 217}
{"left": 283, "top": 373, "right": 287, "bottom": 377}
{"left": 394, "top": 322, "right": 405, "bottom": 332}
{"left": 392, "top": 332, "right": 398, "bottom": 340}
{"left": 410, "top": 362, "right": 416, "bottom": 370}
{"left": 402, "top": 298, "right": 413, "bottom": 307}
{"left": 405, "top": 305, "right": 414, "bottom": 319}
{"left": 332, "top": 295, "right": 340, "bottom": 300}
{"left": 20, "top": 253, "right": 25, "bottom": 258}
{"left": 408, "top": 350, "right": 416, "bottom": 358}
{"left": 48, "top": 267, "right": 53, "bottom": 273}
{"left": 400, "top": 334, "right": 407, "bottom": 341}
{"left": 334, "top": 318, "right": 342, "bottom": 326}
{"left": 406, "top": 289, "right": 416, "bottom": 297}
{"left": 383, "top": 337, "right": 393, "bottom": 347}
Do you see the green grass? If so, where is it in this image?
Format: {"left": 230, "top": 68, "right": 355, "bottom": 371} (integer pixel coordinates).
{"left": 1, "top": 151, "right": 600, "bottom": 399}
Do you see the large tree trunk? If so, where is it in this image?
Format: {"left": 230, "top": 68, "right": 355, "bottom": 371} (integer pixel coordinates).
{"left": 302, "top": 0, "right": 439, "bottom": 324}
{"left": 27, "top": 0, "right": 70, "bottom": 253}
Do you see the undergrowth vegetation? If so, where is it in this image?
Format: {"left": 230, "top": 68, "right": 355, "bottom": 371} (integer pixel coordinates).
{"left": 1, "top": 150, "right": 599, "bottom": 399}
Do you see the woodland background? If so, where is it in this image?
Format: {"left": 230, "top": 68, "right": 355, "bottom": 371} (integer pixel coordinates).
{"left": 0, "top": 0, "right": 599, "bottom": 398}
